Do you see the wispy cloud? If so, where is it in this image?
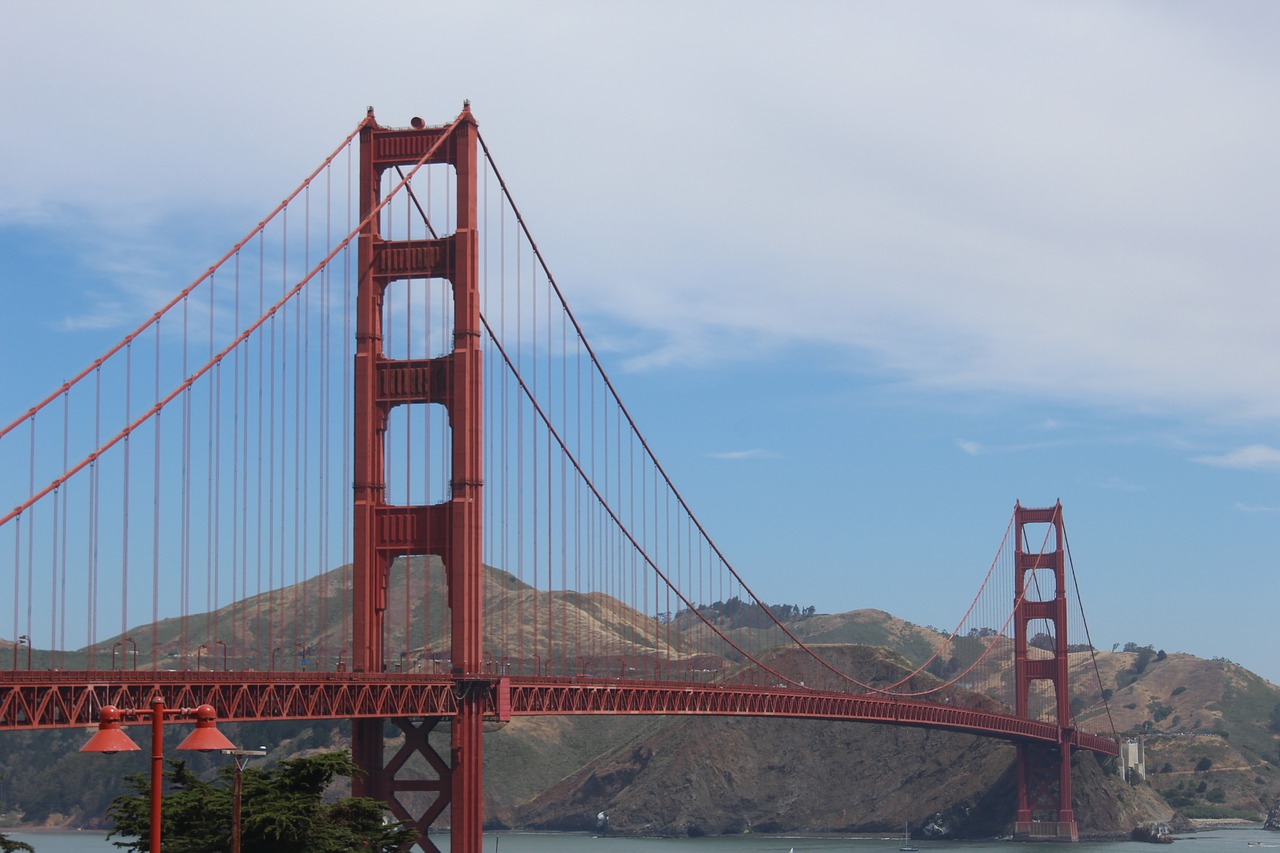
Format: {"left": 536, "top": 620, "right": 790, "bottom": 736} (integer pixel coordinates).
{"left": 57, "top": 301, "right": 132, "bottom": 332}
{"left": 1192, "top": 445, "right": 1280, "bottom": 471}
{"left": 956, "top": 436, "right": 1085, "bottom": 456}
{"left": 710, "top": 448, "right": 777, "bottom": 461}
{"left": 1236, "top": 502, "right": 1280, "bottom": 513}
{"left": 0, "top": 201, "right": 54, "bottom": 227}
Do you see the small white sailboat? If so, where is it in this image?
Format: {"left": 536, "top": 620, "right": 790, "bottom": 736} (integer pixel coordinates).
{"left": 900, "top": 822, "right": 919, "bottom": 852}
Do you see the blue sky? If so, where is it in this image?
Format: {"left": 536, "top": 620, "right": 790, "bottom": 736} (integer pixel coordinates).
{"left": 2, "top": 2, "right": 1278, "bottom": 685}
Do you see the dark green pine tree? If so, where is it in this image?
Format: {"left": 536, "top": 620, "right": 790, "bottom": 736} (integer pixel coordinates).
{"left": 0, "top": 832, "right": 34, "bottom": 853}
{"left": 107, "top": 751, "right": 415, "bottom": 853}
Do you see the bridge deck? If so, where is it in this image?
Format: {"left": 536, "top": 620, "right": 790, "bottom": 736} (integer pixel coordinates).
{"left": 0, "top": 671, "right": 1117, "bottom": 756}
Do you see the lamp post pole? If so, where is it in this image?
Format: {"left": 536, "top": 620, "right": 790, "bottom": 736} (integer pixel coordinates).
{"left": 222, "top": 748, "right": 267, "bottom": 853}
{"left": 147, "top": 699, "right": 164, "bottom": 853}
{"left": 82, "top": 700, "right": 237, "bottom": 852}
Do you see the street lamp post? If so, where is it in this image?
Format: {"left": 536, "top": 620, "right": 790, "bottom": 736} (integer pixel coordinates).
{"left": 81, "top": 699, "right": 237, "bottom": 853}
{"left": 222, "top": 748, "right": 267, "bottom": 853}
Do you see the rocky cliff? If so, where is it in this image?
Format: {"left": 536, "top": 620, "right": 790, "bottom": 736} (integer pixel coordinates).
{"left": 509, "top": 713, "right": 1169, "bottom": 839}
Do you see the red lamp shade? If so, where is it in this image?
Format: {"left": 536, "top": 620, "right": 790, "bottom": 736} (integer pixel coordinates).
{"left": 81, "top": 705, "right": 142, "bottom": 754}
{"left": 176, "top": 704, "right": 237, "bottom": 752}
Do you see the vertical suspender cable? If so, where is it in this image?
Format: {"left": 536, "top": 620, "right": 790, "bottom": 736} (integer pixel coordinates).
{"left": 322, "top": 150, "right": 334, "bottom": 666}
{"left": 214, "top": 280, "right": 224, "bottom": 660}
{"left": 152, "top": 321, "right": 162, "bottom": 669}
{"left": 323, "top": 165, "right": 335, "bottom": 669}
{"left": 498, "top": 186, "right": 510, "bottom": 668}
{"left": 530, "top": 232, "right": 541, "bottom": 671}
{"left": 543, "top": 262, "right": 553, "bottom": 671}
{"left": 59, "top": 392, "right": 69, "bottom": 667}
{"left": 122, "top": 343, "right": 132, "bottom": 642}
{"left": 23, "top": 417, "right": 34, "bottom": 650}
{"left": 516, "top": 224, "right": 526, "bottom": 672}
{"left": 280, "top": 210, "right": 290, "bottom": 664}
{"left": 9, "top": 511, "right": 18, "bottom": 666}
{"left": 89, "top": 369, "right": 100, "bottom": 667}
{"left": 301, "top": 184, "right": 311, "bottom": 664}
{"left": 255, "top": 233, "right": 266, "bottom": 665}
{"left": 181, "top": 296, "right": 191, "bottom": 664}
{"left": 291, "top": 203, "right": 301, "bottom": 662}
{"left": 232, "top": 251, "right": 243, "bottom": 666}
{"left": 267, "top": 225, "right": 278, "bottom": 666}
{"left": 205, "top": 274, "right": 216, "bottom": 653}
{"left": 342, "top": 141, "right": 353, "bottom": 659}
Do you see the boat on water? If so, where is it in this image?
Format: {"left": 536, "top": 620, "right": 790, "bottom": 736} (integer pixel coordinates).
{"left": 900, "top": 823, "right": 919, "bottom": 852}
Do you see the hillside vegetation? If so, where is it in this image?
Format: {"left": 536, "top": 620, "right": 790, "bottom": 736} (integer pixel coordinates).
{"left": 2, "top": 565, "right": 1277, "bottom": 837}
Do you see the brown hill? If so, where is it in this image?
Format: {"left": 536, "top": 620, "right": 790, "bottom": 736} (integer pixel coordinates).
{"left": 26, "top": 566, "right": 1279, "bottom": 835}
{"left": 509, "top": 642, "right": 1173, "bottom": 838}
{"left": 518, "top": 714, "right": 1017, "bottom": 837}
{"left": 1073, "top": 649, "right": 1280, "bottom": 822}
{"left": 93, "top": 556, "right": 708, "bottom": 675}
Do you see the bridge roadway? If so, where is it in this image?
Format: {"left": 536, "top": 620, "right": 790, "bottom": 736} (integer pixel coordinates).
{"left": 0, "top": 671, "right": 1117, "bottom": 756}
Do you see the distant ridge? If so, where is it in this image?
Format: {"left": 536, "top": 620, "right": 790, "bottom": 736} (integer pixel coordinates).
{"left": 9, "top": 560, "right": 1276, "bottom": 835}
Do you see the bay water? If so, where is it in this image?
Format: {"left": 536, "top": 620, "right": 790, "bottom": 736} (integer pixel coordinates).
{"left": 6, "top": 826, "right": 1278, "bottom": 852}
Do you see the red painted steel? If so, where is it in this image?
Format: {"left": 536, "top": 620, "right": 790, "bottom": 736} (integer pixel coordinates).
{"left": 0, "top": 672, "right": 1117, "bottom": 759}
{"left": 1012, "top": 502, "right": 1078, "bottom": 841}
{"left": 350, "top": 104, "right": 485, "bottom": 853}
{"left": 0, "top": 672, "right": 460, "bottom": 727}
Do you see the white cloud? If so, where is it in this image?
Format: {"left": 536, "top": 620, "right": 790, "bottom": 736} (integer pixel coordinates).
{"left": 56, "top": 302, "right": 132, "bottom": 333}
{"left": 710, "top": 449, "right": 777, "bottom": 461}
{"left": 1193, "top": 445, "right": 1280, "bottom": 471}
{"left": 956, "top": 439, "right": 983, "bottom": 456}
{"left": 3, "top": 3, "right": 1280, "bottom": 430}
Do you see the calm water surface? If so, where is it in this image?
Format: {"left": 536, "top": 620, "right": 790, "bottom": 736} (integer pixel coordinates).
{"left": 8, "top": 826, "right": 1278, "bottom": 852}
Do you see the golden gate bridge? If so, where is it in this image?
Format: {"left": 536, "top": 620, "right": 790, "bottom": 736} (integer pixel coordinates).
{"left": 0, "top": 105, "right": 1118, "bottom": 852}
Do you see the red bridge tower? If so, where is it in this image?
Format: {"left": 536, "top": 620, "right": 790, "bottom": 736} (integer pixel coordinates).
{"left": 1013, "top": 501, "right": 1077, "bottom": 841}
{"left": 350, "top": 106, "right": 491, "bottom": 853}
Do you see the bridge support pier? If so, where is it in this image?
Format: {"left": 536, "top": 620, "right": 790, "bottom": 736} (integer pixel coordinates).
{"left": 352, "top": 717, "right": 453, "bottom": 853}
{"left": 1014, "top": 740, "right": 1078, "bottom": 841}
{"left": 1012, "top": 502, "right": 1078, "bottom": 842}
